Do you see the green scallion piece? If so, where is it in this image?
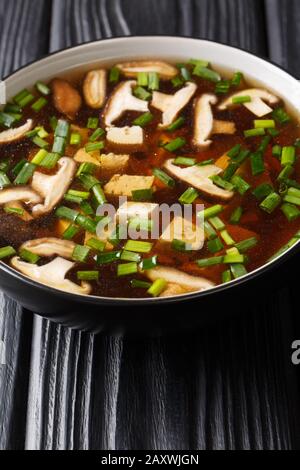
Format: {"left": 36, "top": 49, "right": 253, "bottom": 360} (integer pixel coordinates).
{"left": 198, "top": 159, "right": 214, "bottom": 166}
{"left": 223, "top": 253, "right": 245, "bottom": 264}
{"left": 252, "top": 183, "right": 273, "bottom": 200}
{"left": 0, "top": 112, "right": 17, "bottom": 128}
{"left": 281, "top": 203, "right": 300, "bottom": 222}
{"left": 124, "top": 240, "right": 153, "bottom": 254}
{"left": 31, "top": 97, "right": 47, "bottom": 112}
{"left": 76, "top": 162, "right": 96, "bottom": 177}
{"left": 268, "top": 128, "right": 280, "bottom": 137}
{"left": 272, "top": 107, "right": 290, "bottom": 125}
{"left": 4, "top": 206, "right": 24, "bottom": 216}
{"left": 220, "top": 230, "right": 235, "bottom": 246}
{"left": 4, "top": 103, "right": 21, "bottom": 114}
{"left": 87, "top": 117, "right": 99, "bottom": 129}
{"left": 93, "top": 184, "right": 107, "bottom": 205}
{"left": 231, "top": 72, "right": 243, "bottom": 86}
{"left": 244, "top": 128, "right": 265, "bottom": 138}
{"left": 166, "top": 117, "right": 185, "bottom": 132}
{"left": 140, "top": 256, "right": 158, "bottom": 270}
{"left": 63, "top": 224, "right": 80, "bottom": 241}
{"left": 133, "top": 86, "right": 151, "bottom": 101}
{"left": 178, "top": 65, "right": 191, "bottom": 81}
{"left": 109, "top": 67, "right": 120, "bottom": 83}
{"left": 222, "top": 162, "right": 239, "bottom": 181}
{"left": 215, "top": 80, "right": 231, "bottom": 94}
{"left": 171, "top": 239, "right": 191, "bottom": 252}
{"left": 230, "top": 206, "right": 243, "bottom": 224}
{"left": 132, "top": 188, "right": 153, "bottom": 202}
{"left": 39, "top": 152, "right": 60, "bottom": 169}
{"left": 250, "top": 152, "right": 265, "bottom": 176}
{"left": 285, "top": 179, "right": 300, "bottom": 191}
{"left": 77, "top": 215, "right": 97, "bottom": 234}
{"left": 277, "top": 165, "right": 294, "bottom": 182}
{"left": 13, "top": 89, "right": 34, "bottom": 108}
{"left": 254, "top": 120, "right": 275, "bottom": 129}
{"left": 232, "top": 95, "right": 251, "bottom": 104}
{"left": 260, "top": 192, "right": 281, "bottom": 213}
{"left": 210, "top": 175, "right": 235, "bottom": 192}
{"left": 77, "top": 271, "right": 99, "bottom": 281}
{"left": 80, "top": 201, "right": 94, "bottom": 216}
{"left": 207, "top": 238, "right": 224, "bottom": 254}
{"left": 137, "top": 72, "right": 148, "bottom": 87}
{"left": 49, "top": 116, "right": 58, "bottom": 131}
{"left": 0, "top": 159, "right": 9, "bottom": 173}
{"left": 51, "top": 137, "right": 64, "bottom": 154}
{"left": 117, "top": 262, "right": 138, "bottom": 277}
{"left": 235, "top": 237, "right": 258, "bottom": 253}
{"left": 199, "top": 205, "right": 223, "bottom": 220}
{"left": 89, "top": 128, "right": 105, "bottom": 142}
{"left": 233, "top": 149, "right": 250, "bottom": 165}
{"left": 148, "top": 72, "right": 159, "bottom": 90}
{"left": 33, "top": 136, "right": 49, "bottom": 149}
{"left": 196, "top": 256, "right": 224, "bottom": 268}
{"left": 85, "top": 141, "right": 105, "bottom": 153}
{"left": 153, "top": 168, "right": 175, "bottom": 187}
{"left": 86, "top": 238, "right": 106, "bottom": 252}
{"left": 97, "top": 251, "right": 121, "bottom": 265}
{"left": 147, "top": 279, "right": 167, "bottom": 297}
{"left": 35, "top": 81, "right": 51, "bottom": 96}
{"left": 120, "top": 250, "right": 141, "bottom": 263}
{"left": 204, "top": 221, "right": 217, "bottom": 240}
{"left": 133, "top": 112, "right": 153, "bottom": 127}
{"left": 131, "top": 279, "right": 152, "bottom": 289}
{"left": 19, "top": 248, "right": 40, "bottom": 264}
{"left": 230, "top": 264, "right": 247, "bottom": 279}
{"left": 0, "top": 246, "right": 16, "bottom": 259}
{"left": 173, "top": 157, "right": 196, "bottom": 167}
{"left": 189, "top": 58, "right": 209, "bottom": 67}
{"left": 171, "top": 76, "right": 184, "bottom": 88}
{"left": 227, "top": 144, "right": 241, "bottom": 159}
{"left": 31, "top": 149, "right": 48, "bottom": 165}
{"left": 0, "top": 171, "right": 11, "bottom": 188}
{"left": 164, "top": 137, "right": 186, "bottom": 152}
{"left": 54, "top": 119, "right": 69, "bottom": 138}
{"left": 179, "top": 187, "right": 199, "bottom": 204}
{"left": 257, "top": 136, "right": 271, "bottom": 154}
{"left": 70, "top": 133, "right": 82, "bottom": 145}
{"left": 55, "top": 206, "right": 79, "bottom": 222}
{"left": 72, "top": 245, "right": 90, "bottom": 263}
{"left": 128, "top": 217, "right": 153, "bottom": 233}
{"left": 192, "top": 65, "right": 221, "bottom": 82}
{"left": 272, "top": 145, "right": 282, "bottom": 158}
{"left": 281, "top": 146, "right": 296, "bottom": 166}
{"left": 231, "top": 175, "right": 251, "bottom": 195}
{"left": 222, "top": 270, "right": 232, "bottom": 283}
{"left": 14, "top": 162, "right": 36, "bottom": 185}
{"left": 209, "top": 216, "right": 225, "bottom": 231}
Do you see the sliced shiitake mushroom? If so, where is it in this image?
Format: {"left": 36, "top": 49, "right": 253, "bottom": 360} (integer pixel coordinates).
{"left": 51, "top": 78, "right": 82, "bottom": 119}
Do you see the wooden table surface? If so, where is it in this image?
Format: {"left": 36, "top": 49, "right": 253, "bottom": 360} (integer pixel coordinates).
{"left": 0, "top": 0, "right": 300, "bottom": 450}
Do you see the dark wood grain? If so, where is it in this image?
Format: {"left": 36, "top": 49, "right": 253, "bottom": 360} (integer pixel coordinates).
{"left": 0, "top": 0, "right": 299, "bottom": 450}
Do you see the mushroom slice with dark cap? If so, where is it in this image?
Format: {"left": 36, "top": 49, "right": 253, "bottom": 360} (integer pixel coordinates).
{"left": 21, "top": 238, "right": 76, "bottom": 259}
{"left": 0, "top": 119, "right": 33, "bottom": 144}
{"left": 218, "top": 88, "right": 279, "bottom": 117}
{"left": 115, "top": 61, "right": 178, "bottom": 80}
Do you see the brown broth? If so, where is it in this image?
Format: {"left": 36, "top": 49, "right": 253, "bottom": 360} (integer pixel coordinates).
{"left": 1, "top": 62, "right": 300, "bottom": 298}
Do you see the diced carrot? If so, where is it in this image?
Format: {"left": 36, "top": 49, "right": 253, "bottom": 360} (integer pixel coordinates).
{"left": 215, "top": 153, "right": 230, "bottom": 170}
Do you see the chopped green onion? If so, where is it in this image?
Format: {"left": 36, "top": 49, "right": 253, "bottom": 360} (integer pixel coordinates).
{"left": 70, "top": 132, "right": 82, "bottom": 146}
{"left": 222, "top": 270, "right": 232, "bottom": 283}
{"left": 97, "top": 251, "right": 121, "bottom": 265}
{"left": 235, "top": 237, "right": 258, "bottom": 253}
{"left": 179, "top": 187, "right": 199, "bottom": 204}
{"left": 85, "top": 141, "right": 105, "bottom": 153}
{"left": 133, "top": 86, "right": 151, "bottom": 101}
{"left": 140, "top": 256, "right": 158, "bottom": 270}
{"left": 31, "top": 97, "right": 47, "bottom": 112}
{"left": 78, "top": 174, "right": 99, "bottom": 190}
{"left": 4, "top": 206, "right": 24, "bottom": 216}
{"left": 80, "top": 201, "right": 94, "bottom": 216}
{"left": 117, "top": 262, "right": 138, "bottom": 277}
{"left": 133, "top": 112, "right": 153, "bottom": 127}
{"left": 231, "top": 175, "right": 251, "bottom": 195}
{"left": 199, "top": 205, "right": 223, "bottom": 220}
{"left": 281, "top": 146, "right": 296, "bottom": 166}
{"left": 209, "top": 216, "right": 225, "bottom": 231}
{"left": 147, "top": 279, "right": 167, "bottom": 297}
{"left": 87, "top": 117, "right": 99, "bottom": 129}
{"left": 166, "top": 117, "right": 185, "bottom": 132}
{"left": 92, "top": 184, "right": 106, "bottom": 205}
{"left": 244, "top": 128, "right": 265, "bottom": 138}
{"left": 204, "top": 221, "right": 217, "bottom": 240}
{"left": 63, "top": 224, "right": 80, "bottom": 240}
{"left": 230, "top": 264, "right": 247, "bottom": 279}
{"left": 76, "top": 162, "right": 96, "bottom": 177}
{"left": 227, "top": 144, "right": 241, "bottom": 159}
{"left": 171, "top": 76, "right": 184, "bottom": 88}
{"left": 77, "top": 215, "right": 98, "bottom": 233}
{"left": 220, "top": 230, "right": 235, "bottom": 246}
{"left": 31, "top": 149, "right": 48, "bottom": 165}
{"left": 89, "top": 128, "right": 105, "bottom": 142}
{"left": 131, "top": 279, "right": 152, "bottom": 289}
{"left": 272, "top": 107, "right": 290, "bottom": 125}
{"left": 132, "top": 188, "right": 153, "bottom": 201}
{"left": 33, "top": 136, "right": 49, "bottom": 149}
{"left": 207, "top": 238, "right": 224, "bottom": 254}
{"left": 55, "top": 206, "right": 79, "bottom": 222}
{"left": 257, "top": 136, "right": 271, "bottom": 154}
{"left": 269, "top": 231, "right": 300, "bottom": 261}
{"left": 268, "top": 128, "right": 280, "bottom": 137}
{"left": 148, "top": 72, "right": 159, "bottom": 90}
{"left": 39, "top": 152, "right": 60, "bottom": 169}
{"left": 36, "top": 81, "right": 51, "bottom": 96}
{"left": 54, "top": 119, "right": 69, "bottom": 138}
{"left": 189, "top": 58, "right": 209, "bottom": 67}
{"left": 77, "top": 271, "right": 99, "bottom": 281}
{"left": 198, "top": 159, "right": 214, "bottom": 166}
{"left": 250, "top": 152, "right": 265, "bottom": 176}
{"left": 120, "top": 250, "right": 141, "bottom": 263}
{"left": 0, "top": 246, "right": 16, "bottom": 259}
{"left": 171, "top": 239, "right": 191, "bottom": 252}
{"left": 197, "top": 256, "right": 224, "bottom": 267}
{"left": 230, "top": 207, "right": 243, "bottom": 224}
{"left": 164, "top": 137, "right": 186, "bottom": 152}
{"left": 0, "top": 111, "right": 18, "bottom": 128}
{"left": 0, "top": 171, "right": 11, "bottom": 188}
{"left": 153, "top": 168, "right": 175, "bottom": 187}
{"left": 109, "top": 67, "right": 120, "bottom": 83}
{"left": 137, "top": 72, "right": 148, "bottom": 87}
{"left": 210, "top": 175, "right": 235, "bottom": 191}
{"left": 124, "top": 240, "right": 153, "bottom": 254}
{"left": 277, "top": 165, "right": 294, "bottom": 182}
{"left": 222, "top": 162, "right": 239, "bottom": 181}
{"left": 252, "top": 183, "right": 273, "bottom": 200}
{"left": 177, "top": 65, "right": 191, "bottom": 81}
{"left": 254, "top": 120, "right": 275, "bottom": 129}
{"left": 223, "top": 253, "right": 245, "bottom": 264}
{"left": 19, "top": 248, "right": 40, "bottom": 264}
{"left": 232, "top": 95, "right": 251, "bottom": 104}
{"left": 51, "top": 136, "right": 65, "bottom": 155}
{"left": 128, "top": 217, "right": 153, "bottom": 233}
{"left": 11, "top": 160, "right": 26, "bottom": 178}
{"left": 260, "top": 192, "right": 281, "bottom": 213}
{"left": 192, "top": 65, "right": 221, "bottom": 82}
{"left": 14, "top": 162, "right": 36, "bottom": 185}
{"left": 50, "top": 116, "right": 58, "bottom": 131}
{"left": 215, "top": 80, "right": 231, "bottom": 94}
{"left": 272, "top": 145, "right": 282, "bottom": 158}
{"left": 86, "top": 238, "right": 105, "bottom": 252}
{"left": 109, "top": 225, "right": 127, "bottom": 247}
{"left": 233, "top": 149, "right": 250, "bottom": 165}
{"left": 4, "top": 103, "right": 21, "bottom": 114}
{"left": 13, "top": 89, "right": 34, "bottom": 107}
{"left": 281, "top": 203, "right": 300, "bottom": 222}
{"left": 174, "top": 157, "right": 196, "bottom": 167}
{"left": 0, "top": 159, "right": 9, "bottom": 173}
{"left": 72, "top": 245, "right": 90, "bottom": 262}
{"left": 231, "top": 72, "right": 243, "bottom": 86}
{"left": 285, "top": 179, "right": 300, "bottom": 190}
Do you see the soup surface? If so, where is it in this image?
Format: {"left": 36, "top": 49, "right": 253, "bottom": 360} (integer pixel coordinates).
{"left": 0, "top": 59, "right": 300, "bottom": 298}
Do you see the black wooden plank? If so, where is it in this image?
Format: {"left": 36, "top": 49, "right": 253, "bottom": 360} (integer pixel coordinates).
{"left": 0, "top": 0, "right": 51, "bottom": 450}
